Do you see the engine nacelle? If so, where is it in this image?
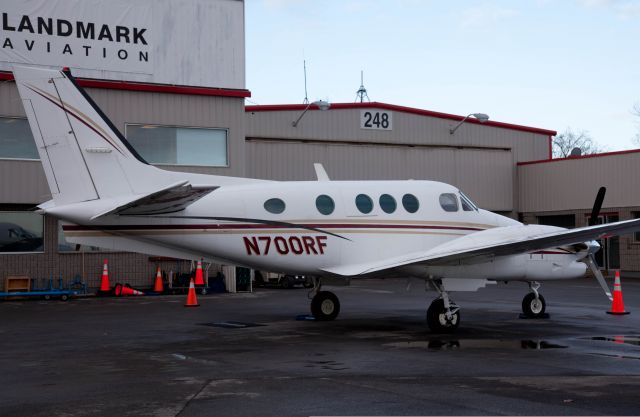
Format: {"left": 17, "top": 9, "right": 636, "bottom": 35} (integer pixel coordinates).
{"left": 421, "top": 253, "right": 587, "bottom": 282}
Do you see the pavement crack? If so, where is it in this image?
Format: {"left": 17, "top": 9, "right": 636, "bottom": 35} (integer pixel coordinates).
{"left": 175, "top": 378, "right": 212, "bottom": 417}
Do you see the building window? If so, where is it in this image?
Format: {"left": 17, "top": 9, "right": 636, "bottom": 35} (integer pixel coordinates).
{"left": 439, "top": 193, "right": 459, "bottom": 212}
{"left": 125, "top": 124, "right": 228, "bottom": 167}
{"left": 264, "top": 198, "right": 285, "bottom": 214}
{"left": 0, "top": 117, "right": 39, "bottom": 160}
{"left": 58, "top": 222, "right": 105, "bottom": 252}
{"left": 402, "top": 194, "right": 419, "bottom": 213}
{"left": 355, "top": 194, "right": 374, "bottom": 214}
{"left": 537, "top": 214, "right": 576, "bottom": 229}
{"left": 316, "top": 195, "right": 335, "bottom": 215}
{"left": 0, "top": 211, "right": 44, "bottom": 253}
{"left": 379, "top": 194, "right": 396, "bottom": 214}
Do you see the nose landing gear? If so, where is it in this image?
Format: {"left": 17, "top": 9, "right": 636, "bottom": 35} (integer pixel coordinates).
{"left": 426, "top": 280, "right": 460, "bottom": 333}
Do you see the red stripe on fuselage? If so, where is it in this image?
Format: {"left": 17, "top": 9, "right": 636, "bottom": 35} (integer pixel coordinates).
{"left": 62, "top": 223, "right": 486, "bottom": 232}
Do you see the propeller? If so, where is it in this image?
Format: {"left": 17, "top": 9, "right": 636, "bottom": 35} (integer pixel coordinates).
{"left": 588, "top": 186, "right": 606, "bottom": 226}
{"left": 585, "top": 186, "right": 613, "bottom": 301}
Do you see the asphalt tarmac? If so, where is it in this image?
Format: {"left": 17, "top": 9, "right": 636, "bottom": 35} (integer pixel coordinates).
{"left": 1, "top": 277, "right": 639, "bottom": 416}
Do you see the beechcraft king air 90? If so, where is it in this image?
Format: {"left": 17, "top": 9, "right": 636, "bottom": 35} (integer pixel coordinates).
{"left": 12, "top": 66, "right": 640, "bottom": 332}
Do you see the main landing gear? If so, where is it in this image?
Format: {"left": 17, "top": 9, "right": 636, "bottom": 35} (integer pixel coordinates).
{"left": 521, "top": 281, "right": 546, "bottom": 318}
{"left": 426, "top": 280, "right": 460, "bottom": 333}
{"left": 309, "top": 278, "right": 340, "bottom": 321}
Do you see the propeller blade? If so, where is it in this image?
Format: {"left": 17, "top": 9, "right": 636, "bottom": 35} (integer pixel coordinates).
{"left": 588, "top": 187, "right": 606, "bottom": 226}
{"left": 585, "top": 254, "right": 613, "bottom": 301}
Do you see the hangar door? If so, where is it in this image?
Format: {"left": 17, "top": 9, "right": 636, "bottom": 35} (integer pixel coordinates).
{"left": 246, "top": 139, "right": 513, "bottom": 212}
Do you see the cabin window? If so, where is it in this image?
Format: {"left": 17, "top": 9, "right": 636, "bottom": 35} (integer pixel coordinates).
{"left": 126, "top": 124, "right": 228, "bottom": 167}
{"left": 379, "top": 194, "right": 396, "bottom": 214}
{"left": 0, "top": 211, "right": 44, "bottom": 253}
{"left": 459, "top": 192, "right": 478, "bottom": 211}
{"left": 264, "top": 198, "right": 286, "bottom": 214}
{"left": 439, "top": 193, "right": 459, "bottom": 212}
{"left": 355, "top": 194, "right": 374, "bottom": 214}
{"left": 316, "top": 195, "right": 335, "bottom": 215}
{"left": 0, "top": 117, "right": 39, "bottom": 160}
{"left": 402, "top": 194, "right": 419, "bottom": 213}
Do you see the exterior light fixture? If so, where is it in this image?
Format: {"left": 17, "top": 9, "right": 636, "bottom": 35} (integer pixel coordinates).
{"left": 449, "top": 113, "right": 490, "bottom": 135}
{"left": 292, "top": 100, "right": 331, "bottom": 127}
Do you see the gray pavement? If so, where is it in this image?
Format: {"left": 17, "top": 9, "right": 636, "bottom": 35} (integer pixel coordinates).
{"left": 1, "top": 277, "right": 640, "bottom": 416}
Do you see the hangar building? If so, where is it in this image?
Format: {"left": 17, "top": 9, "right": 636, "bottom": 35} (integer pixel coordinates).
{"left": 0, "top": 0, "right": 637, "bottom": 291}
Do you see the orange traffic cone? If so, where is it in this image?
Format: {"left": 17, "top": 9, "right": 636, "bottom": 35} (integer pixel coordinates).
{"left": 184, "top": 278, "right": 200, "bottom": 307}
{"left": 114, "top": 283, "right": 145, "bottom": 296}
{"left": 607, "top": 271, "right": 630, "bottom": 315}
{"left": 153, "top": 267, "right": 164, "bottom": 293}
{"left": 194, "top": 260, "right": 205, "bottom": 286}
{"left": 97, "top": 259, "right": 111, "bottom": 295}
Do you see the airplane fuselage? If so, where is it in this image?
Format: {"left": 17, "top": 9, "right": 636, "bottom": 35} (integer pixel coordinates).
{"left": 59, "top": 180, "right": 588, "bottom": 281}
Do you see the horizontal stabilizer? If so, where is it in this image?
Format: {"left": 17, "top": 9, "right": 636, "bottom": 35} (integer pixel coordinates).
{"left": 62, "top": 224, "right": 219, "bottom": 263}
{"left": 91, "top": 181, "right": 218, "bottom": 219}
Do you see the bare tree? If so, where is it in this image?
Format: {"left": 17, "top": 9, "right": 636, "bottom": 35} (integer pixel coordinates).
{"left": 552, "top": 128, "right": 606, "bottom": 158}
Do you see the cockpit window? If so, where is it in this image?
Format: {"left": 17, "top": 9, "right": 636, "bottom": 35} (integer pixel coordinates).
{"left": 459, "top": 192, "right": 478, "bottom": 211}
{"left": 439, "top": 193, "right": 459, "bottom": 212}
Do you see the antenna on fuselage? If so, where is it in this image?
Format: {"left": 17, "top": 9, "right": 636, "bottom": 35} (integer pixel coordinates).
{"left": 314, "top": 163, "right": 330, "bottom": 181}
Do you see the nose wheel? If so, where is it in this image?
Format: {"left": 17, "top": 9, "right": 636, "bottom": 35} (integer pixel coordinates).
{"left": 426, "top": 279, "right": 460, "bottom": 333}
{"left": 521, "top": 281, "right": 547, "bottom": 318}
{"left": 426, "top": 298, "right": 460, "bottom": 333}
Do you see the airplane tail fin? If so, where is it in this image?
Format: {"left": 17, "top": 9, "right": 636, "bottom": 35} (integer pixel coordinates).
{"left": 13, "top": 65, "right": 171, "bottom": 205}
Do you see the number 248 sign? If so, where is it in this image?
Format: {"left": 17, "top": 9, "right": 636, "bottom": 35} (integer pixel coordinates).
{"left": 360, "top": 110, "right": 392, "bottom": 130}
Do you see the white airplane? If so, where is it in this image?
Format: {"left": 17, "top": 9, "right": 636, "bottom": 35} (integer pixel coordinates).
{"left": 12, "top": 65, "right": 640, "bottom": 332}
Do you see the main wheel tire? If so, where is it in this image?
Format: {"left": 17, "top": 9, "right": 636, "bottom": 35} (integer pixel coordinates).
{"left": 522, "top": 292, "right": 546, "bottom": 318}
{"left": 311, "top": 291, "right": 340, "bottom": 321}
{"left": 426, "top": 298, "right": 460, "bottom": 333}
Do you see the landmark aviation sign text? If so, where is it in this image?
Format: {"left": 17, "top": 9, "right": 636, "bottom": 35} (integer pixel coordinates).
{"left": 0, "top": 0, "right": 152, "bottom": 74}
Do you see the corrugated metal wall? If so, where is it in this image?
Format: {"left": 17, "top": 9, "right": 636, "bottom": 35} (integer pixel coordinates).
{"left": 0, "top": 82, "right": 246, "bottom": 204}
{"left": 518, "top": 152, "right": 640, "bottom": 213}
{"left": 246, "top": 108, "right": 548, "bottom": 159}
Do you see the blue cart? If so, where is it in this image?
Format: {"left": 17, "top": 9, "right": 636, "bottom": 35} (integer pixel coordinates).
{"left": 0, "top": 275, "right": 85, "bottom": 301}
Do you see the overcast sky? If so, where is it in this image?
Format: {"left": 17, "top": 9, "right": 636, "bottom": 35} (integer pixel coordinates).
{"left": 245, "top": 0, "right": 640, "bottom": 152}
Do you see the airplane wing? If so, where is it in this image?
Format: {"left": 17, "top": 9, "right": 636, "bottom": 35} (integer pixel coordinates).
{"left": 90, "top": 181, "right": 218, "bottom": 219}
{"left": 322, "top": 219, "right": 640, "bottom": 276}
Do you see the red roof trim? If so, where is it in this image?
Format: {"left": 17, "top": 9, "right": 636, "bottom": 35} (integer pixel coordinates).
{"left": 246, "top": 102, "right": 557, "bottom": 136}
{"left": 518, "top": 148, "right": 640, "bottom": 166}
{"left": 0, "top": 71, "right": 251, "bottom": 98}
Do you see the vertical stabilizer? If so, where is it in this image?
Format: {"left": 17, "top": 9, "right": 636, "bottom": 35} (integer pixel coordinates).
{"left": 13, "top": 66, "right": 169, "bottom": 205}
